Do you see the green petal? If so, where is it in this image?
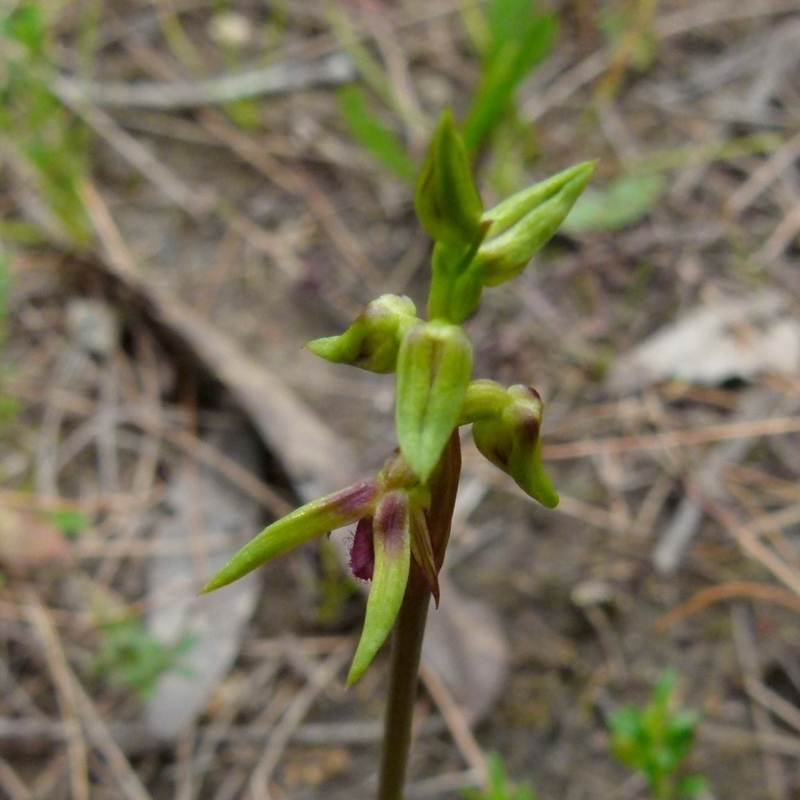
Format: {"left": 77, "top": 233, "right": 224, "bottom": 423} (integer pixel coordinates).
{"left": 396, "top": 321, "right": 473, "bottom": 482}
{"left": 201, "top": 480, "right": 379, "bottom": 593}
{"left": 347, "top": 491, "right": 411, "bottom": 684}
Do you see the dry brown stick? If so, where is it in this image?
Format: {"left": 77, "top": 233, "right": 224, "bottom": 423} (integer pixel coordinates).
{"left": 653, "top": 387, "right": 781, "bottom": 574}
{"left": 23, "top": 591, "right": 90, "bottom": 800}
{"left": 521, "top": 0, "right": 800, "bottom": 122}
{"left": 10, "top": 380, "right": 293, "bottom": 518}
{"left": 418, "top": 662, "right": 487, "bottom": 780}
{"left": 543, "top": 414, "right": 800, "bottom": 460}
{"left": 0, "top": 757, "right": 32, "bottom": 800}
{"left": 699, "top": 723, "right": 800, "bottom": 757}
{"left": 757, "top": 200, "right": 800, "bottom": 264}
{"left": 53, "top": 81, "right": 214, "bottom": 217}
{"left": 730, "top": 604, "right": 789, "bottom": 800}
{"left": 701, "top": 496, "right": 800, "bottom": 599}
{"left": 247, "top": 646, "right": 351, "bottom": 800}
{"left": 726, "top": 130, "right": 800, "bottom": 214}
{"left": 0, "top": 487, "right": 154, "bottom": 514}
{"left": 57, "top": 52, "right": 356, "bottom": 109}
{"left": 96, "top": 328, "right": 165, "bottom": 588}
{"left": 69, "top": 677, "right": 155, "bottom": 800}
{"left": 654, "top": 581, "right": 800, "bottom": 630}
{"left": 197, "top": 108, "right": 385, "bottom": 295}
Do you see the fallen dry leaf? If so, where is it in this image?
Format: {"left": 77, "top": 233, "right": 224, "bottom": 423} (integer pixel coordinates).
{"left": 0, "top": 506, "right": 71, "bottom": 572}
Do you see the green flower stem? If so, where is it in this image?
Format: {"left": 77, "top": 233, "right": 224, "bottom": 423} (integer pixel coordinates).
{"left": 377, "top": 433, "right": 461, "bottom": 800}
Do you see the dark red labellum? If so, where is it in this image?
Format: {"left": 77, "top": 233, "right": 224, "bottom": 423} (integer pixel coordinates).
{"left": 349, "top": 517, "right": 375, "bottom": 581}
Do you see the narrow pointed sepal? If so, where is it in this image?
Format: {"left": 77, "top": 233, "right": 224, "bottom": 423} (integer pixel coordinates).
{"left": 395, "top": 321, "right": 473, "bottom": 482}
{"left": 475, "top": 161, "right": 595, "bottom": 286}
{"left": 201, "top": 480, "right": 380, "bottom": 594}
{"left": 306, "top": 294, "right": 418, "bottom": 374}
{"left": 410, "top": 507, "right": 439, "bottom": 605}
{"left": 347, "top": 491, "right": 411, "bottom": 685}
{"left": 472, "top": 385, "right": 559, "bottom": 508}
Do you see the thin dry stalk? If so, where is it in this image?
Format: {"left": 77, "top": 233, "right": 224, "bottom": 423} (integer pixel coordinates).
{"left": 23, "top": 591, "right": 90, "bottom": 800}
{"left": 247, "top": 646, "right": 351, "bottom": 800}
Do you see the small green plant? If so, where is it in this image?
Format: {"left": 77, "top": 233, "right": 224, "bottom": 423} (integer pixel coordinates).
{"left": 336, "top": 0, "right": 556, "bottom": 186}
{"left": 0, "top": 3, "right": 92, "bottom": 245}
{"left": 91, "top": 615, "right": 196, "bottom": 701}
{"left": 462, "top": 754, "right": 536, "bottom": 800}
{"left": 202, "top": 108, "right": 593, "bottom": 800}
{"left": 607, "top": 670, "right": 710, "bottom": 800}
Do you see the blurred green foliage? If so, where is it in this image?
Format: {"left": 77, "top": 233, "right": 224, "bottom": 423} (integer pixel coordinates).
{"left": 92, "top": 616, "right": 196, "bottom": 701}
{"left": 607, "top": 670, "right": 710, "bottom": 800}
{"left": 337, "top": 0, "right": 556, "bottom": 188}
{"left": 0, "top": 3, "right": 92, "bottom": 245}
{"left": 462, "top": 753, "right": 537, "bottom": 800}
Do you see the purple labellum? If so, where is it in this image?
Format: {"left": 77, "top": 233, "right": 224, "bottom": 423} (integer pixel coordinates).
{"left": 350, "top": 517, "right": 375, "bottom": 581}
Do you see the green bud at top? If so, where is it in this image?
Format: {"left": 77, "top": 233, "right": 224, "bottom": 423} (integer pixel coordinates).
{"left": 415, "top": 108, "right": 484, "bottom": 249}
{"left": 347, "top": 490, "right": 411, "bottom": 685}
{"left": 471, "top": 384, "right": 559, "bottom": 508}
{"left": 474, "top": 161, "right": 595, "bottom": 287}
{"left": 307, "top": 294, "right": 418, "bottom": 374}
{"left": 396, "top": 321, "right": 473, "bottom": 482}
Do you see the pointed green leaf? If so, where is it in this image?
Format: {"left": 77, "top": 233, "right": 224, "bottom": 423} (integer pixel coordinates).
{"left": 201, "top": 480, "right": 379, "bottom": 593}
{"left": 396, "top": 321, "right": 473, "bottom": 482}
{"left": 463, "top": 1, "right": 557, "bottom": 153}
{"left": 347, "top": 491, "right": 411, "bottom": 684}
{"left": 337, "top": 86, "right": 418, "bottom": 182}
{"left": 415, "top": 109, "right": 483, "bottom": 248}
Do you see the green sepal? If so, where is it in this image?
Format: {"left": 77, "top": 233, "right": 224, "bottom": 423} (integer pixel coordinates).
{"left": 409, "top": 506, "right": 439, "bottom": 605}
{"left": 307, "top": 294, "right": 418, "bottom": 374}
{"left": 201, "top": 480, "right": 380, "bottom": 593}
{"left": 458, "top": 379, "right": 513, "bottom": 424}
{"left": 475, "top": 161, "right": 595, "bottom": 286}
{"left": 472, "top": 384, "right": 559, "bottom": 507}
{"left": 414, "top": 108, "right": 484, "bottom": 249}
{"left": 347, "top": 491, "right": 411, "bottom": 685}
{"left": 396, "top": 321, "right": 473, "bottom": 482}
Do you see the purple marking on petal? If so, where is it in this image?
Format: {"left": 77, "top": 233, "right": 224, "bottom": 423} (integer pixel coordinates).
{"left": 350, "top": 517, "right": 375, "bottom": 581}
{"left": 374, "top": 491, "right": 410, "bottom": 551}
{"left": 332, "top": 479, "right": 380, "bottom": 518}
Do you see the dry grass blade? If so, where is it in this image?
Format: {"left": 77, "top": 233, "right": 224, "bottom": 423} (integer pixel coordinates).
{"left": 247, "top": 646, "right": 351, "bottom": 800}
{"left": 655, "top": 581, "right": 800, "bottom": 630}
{"left": 23, "top": 590, "right": 90, "bottom": 800}
{"left": 543, "top": 414, "right": 800, "bottom": 460}
{"left": 731, "top": 604, "right": 790, "bottom": 800}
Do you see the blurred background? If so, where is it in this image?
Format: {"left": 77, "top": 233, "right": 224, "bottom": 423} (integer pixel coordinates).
{"left": 2, "top": 0, "right": 800, "bottom": 798}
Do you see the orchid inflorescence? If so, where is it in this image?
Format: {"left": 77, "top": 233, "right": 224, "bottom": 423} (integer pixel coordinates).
{"left": 202, "top": 109, "right": 594, "bottom": 686}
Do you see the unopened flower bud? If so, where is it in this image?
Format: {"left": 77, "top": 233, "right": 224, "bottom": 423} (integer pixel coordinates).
{"left": 472, "top": 384, "right": 559, "bottom": 508}
{"left": 415, "top": 109, "right": 484, "bottom": 249}
{"left": 474, "top": 161, "right": 595, "bottom": 287}
{"left": 396, "top": 321, "right": 473, "bottom": 482}
{"left": 307, "top": 294, "right": 418, "bottom": 374}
